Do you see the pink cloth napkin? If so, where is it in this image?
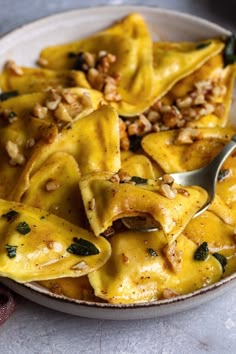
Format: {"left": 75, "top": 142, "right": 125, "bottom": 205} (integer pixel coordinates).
{"left": 0, "top": 284, "right": 16, "bottom": 325}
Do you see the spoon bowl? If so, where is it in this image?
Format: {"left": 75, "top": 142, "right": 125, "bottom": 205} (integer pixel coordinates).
{"left": 122, "top": 134, "right": 236, "bottom": 232}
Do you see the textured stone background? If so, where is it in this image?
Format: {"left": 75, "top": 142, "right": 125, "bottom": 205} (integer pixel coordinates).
{"left": 0, "top": 1, "right": 236, "bottom": 353}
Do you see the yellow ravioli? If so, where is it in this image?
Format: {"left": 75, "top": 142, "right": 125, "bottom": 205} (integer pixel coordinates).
{"left": 0, "top": 111, "right": 58, "bottom": 199}
{"left": 151, "top": 40, "right": 225, "bottom": 105}
{"left": 79, "top": 172, "right": 208, "bottom": 242}
{"left": 142, "top": 127, "right": 235, "bottom": 173}
{"left": 0, "top": 66, "right": 90, "bottom": 94}
{"left": 22, "top": 152, "right": 85, "bottom": 227}
{"left": 0, "top": 199, "right": 111, "bottom": 282}
{"left": 39, "top": 13, "right": 154, "bottom": 116}
{"left": 10, "top": 105, "right": 120, "bottom": 201}
{"left": 88, "top": 231, "right": 222, "bottom": 304}
{"left": 160, "top": 53, "right": 235, "bottom": 127}
{"left": 39, "top": 276, "right": 99, "bottom": 301}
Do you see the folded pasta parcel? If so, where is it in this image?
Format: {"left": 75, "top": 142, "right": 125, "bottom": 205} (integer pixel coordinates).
{"left": 148, "top": 52, "right": 235, "bottom": 130}
{"left": 79, "top": 172, "right": 208, "bottom": 242}
{"left": 39, "top": 13, "right": 154, "bottom": 116}
{"left": 0, "top": 64, "right": 91, "bottom": 94}
{"left": 10, "top": 105, "right": 121, "bottom": 201}
{"left": 150, "top": 38, "right": 225, "bottom": 106}
{"left": 88, "top": 231, "right": 222, "bottom": 304}
{"left": 142, "top": 127, "right": 236, "bottom": 173}
{"left": 0, "top": 199, "right": 111, "bottom": 282}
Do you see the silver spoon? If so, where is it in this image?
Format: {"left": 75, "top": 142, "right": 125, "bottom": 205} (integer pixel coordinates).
{"left": 122, "top": 134, "right": 236, "bottom": 232}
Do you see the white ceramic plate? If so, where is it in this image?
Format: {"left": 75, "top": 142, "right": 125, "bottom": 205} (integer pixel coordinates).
{"left": 0, "top": 6, "right": 236, "bottom": 320}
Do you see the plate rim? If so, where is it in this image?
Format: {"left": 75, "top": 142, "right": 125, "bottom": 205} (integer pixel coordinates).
{"left": 0, "top": 5, "right": 235, "bottom": 318}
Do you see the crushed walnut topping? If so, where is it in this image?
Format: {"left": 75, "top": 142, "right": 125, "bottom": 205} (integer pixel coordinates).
{"left": 119, "top": 118, "right": 130, "bottom": 151}
{"left": 109, "top": 173, "right": 120, "bottom": 184}
{"left": 71, "top": 261, "right": 88, "bottom": 271}
{"left": 160, "top": 183, "right": 177, "bottom": 199}
{"left": 120, "top": 79, "right": 227, "bottom": 150}
{"left": 5, "top": 60, "right": 23, "bottom": 76}
{"left": 177, "top": 187, "right": 190, "bottom": 197}
{"left": 5, "top": 140, "right": 25, "bottom": 166}
{"left": 45, "top": 88, "right": 62, "bottom": 110}
{"left": 162, "top": 288, "right": 179, "bottom": 299}
{"left": 37, "top": 57, "right": 49, "bottom": 67}
{"left": 174, "top": 127, "right": 201, "bottom": 145}
{"left": 33, "top": 103, "right": 48, "bottom": 119}
{"left": 162, "top": 241, "right": 183, "bottom": 273}
{"left": 69, "top": 50, "right": 121, "bottom": 102}
{"left": 118, "top": 169, "right": 132, "bottom": 183}
{"left": 45, "top": 178, "right": 60, "bottom": 192}
{"left": 25, "top": 138, "right": 35, "bottom": 149}
{"left": 159, "top": 174, "right": 177, "bottom": 199}
{"left": 32, "top": 89, "right": 93, "bottom": 129}
{"left": 54, "top": 103, "right": 72, "bottom": 123}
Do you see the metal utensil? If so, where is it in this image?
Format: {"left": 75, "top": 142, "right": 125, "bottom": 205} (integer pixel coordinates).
{"left": 122, "top": 134, "right": 236, "bottom": 232}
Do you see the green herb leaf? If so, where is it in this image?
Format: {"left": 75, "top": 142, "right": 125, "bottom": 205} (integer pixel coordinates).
{"left": 68, "top": 51, "right": 77, "bottom": 58}
{"left": 194, "top": 242, "right": 209, "bottom": 261}
{"left": 16, "top": 221, "right": 31, "bottom": 235}
{"left": 213, "top": 252, "right": 227, "bottom": 272}
{"left": 1, "top": 210, "right": 19, "bottom": 222}
{"left": 0, "top": 90, "right": 18, "bottom": 101}
{"left": 217, "top": 169, "right": 230, "bottom": 182}
{"left": 129, "top": 135, "right": 142, "bottom": 152}
{"left": 9, "top": 111, "right": 16, "bottom": 118}
{"left": 196, "top": 41, "right": 211, "bottom": 50}
{"left": 67, "top": 237, "right": 100, "bottom": 256}
{"left": 223, "top": 34, "right": 236, "bottom": 67}
{"left": 147, "top": 248, "right": 158, "bottom": 257}
{"left": 130, "top": 176, "right": 148, "bottom": 184}
{"left": 5, "top": 244, "right": 18, "bottom": 258}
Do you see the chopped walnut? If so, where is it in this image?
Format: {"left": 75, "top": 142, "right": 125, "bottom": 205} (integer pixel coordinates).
{"left": 161, "top": 174, "right": 174, "bottom": 185}
{"left": 121, "top": 78, "right": 227, "bottom": 147}
{"left": 118, "top": 169, "right": 132, "bottom": 183}
{"left": 160, "top": 183, "right": 177, "bottom": 199}
{"left": 175, "top": 127, "right": 201, "bottom": 145}
{"left": 54, "top": 103, "right": 72, "bottom": 123}
{"left": 119, "top": 118, "right": 130, "bottom": 151}
{"left": 33, "top": 103, "right": 48, "bottom": 119}
{"left": 109, "top": 173, "right": 120, "bottom": 184}
{"left": 177, "top": 188, "right": 190, "bottom": 197}
{"left": 62, "top": 90, "right": 77, "bottom": 105}
{"left": 5, "top": 60, "right": 23, "bottom": 76}
{"left": 162, "top": 241, "right": 183, "bottom": 273}
{"left": 103, "top": 76, "right": 121, "bottom": 102}
{"left": 162, "top": 288, "right": 179, "bottom": 299}
{"left": 6, "top": 140, "right": 25, "bottom": 166}
{"left": 45, "top": 178, "right": 60, "bottom": 192}
{"left": 71, "top": 261, "right": 88, "bottom": 270}
{"left": 37, "top": 57, "right": 49, "bottom": 67}
{"left": 45, "top": 89, "right": 62, "bottom": 110}
{"left": 80, "top": 92, "right": 93, "bottom": 108}
{"left": 25, "top": 138, "right": 35, "bottom": 149}
{"left": 127, "top": 114, "right": 152, "bottom": 137}
{"left": 71, "top": 50, "right": 121, "bottom": 102}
